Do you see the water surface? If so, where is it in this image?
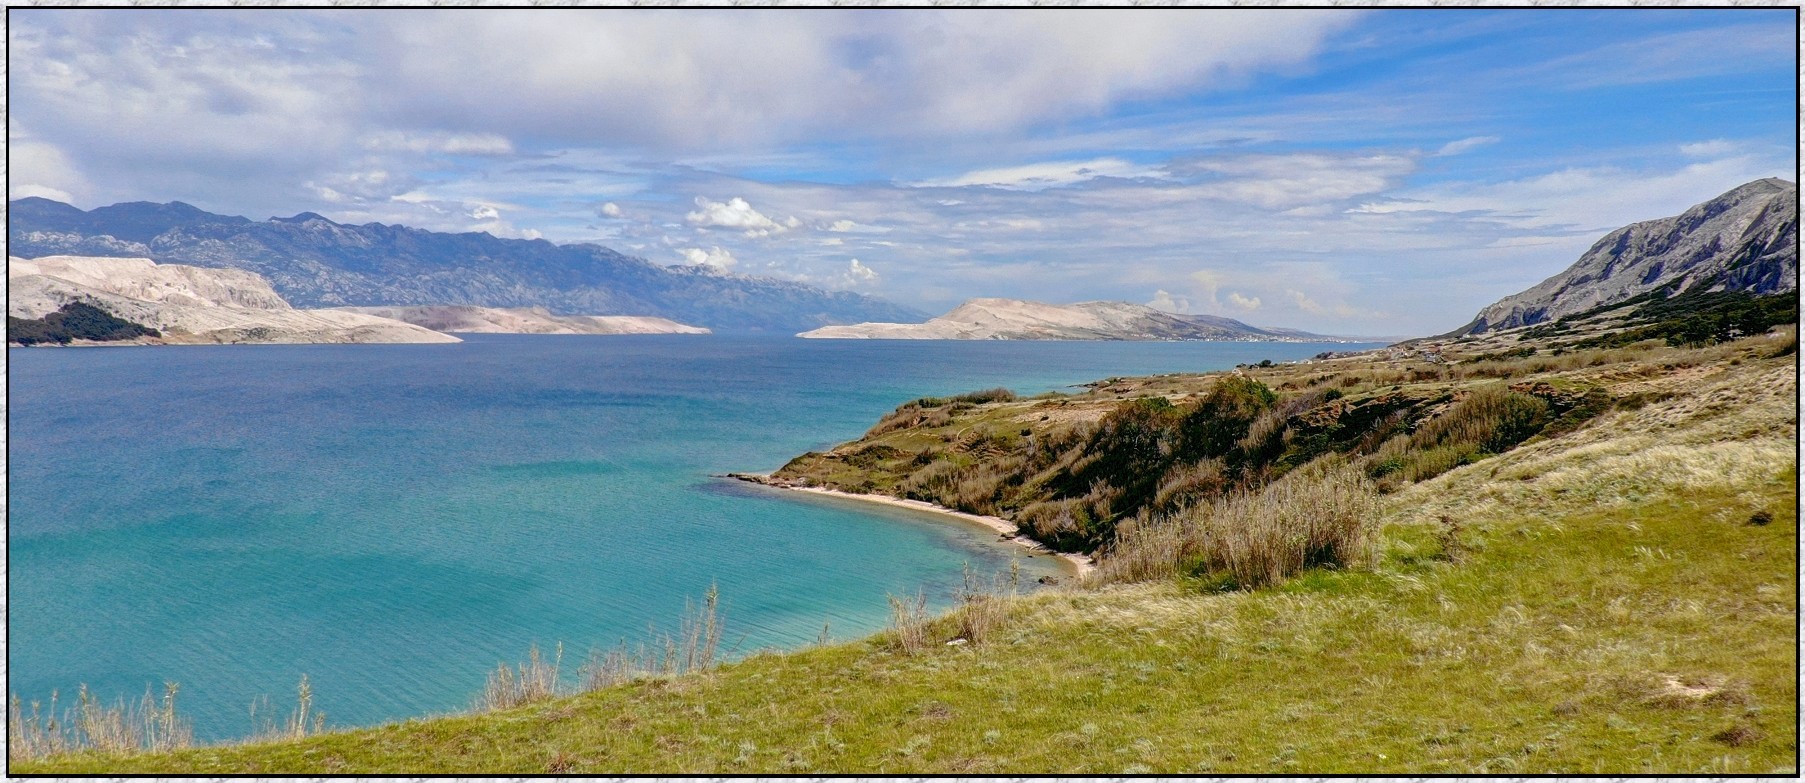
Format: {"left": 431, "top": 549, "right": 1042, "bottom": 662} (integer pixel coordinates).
{"left": 8, "top": 335, "right": 1367, "bottom": 739}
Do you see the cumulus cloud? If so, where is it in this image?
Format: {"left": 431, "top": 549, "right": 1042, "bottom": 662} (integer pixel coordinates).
{"left": 7, "top": 137, "right": 87, "bottom": 203}
{"left": 679, "top": 246, "right": 738, "bottom": 272}
{"left": 468, "top": 204, "right": 501, "bottom": 221}
{"left": 842, "top": 258, "right": 880, "bottom": 287}
{"left": 1227, "top": 292, "right": 1262, "bottom": 311}
{"left": 1147, "top": 289, "right": 1192, "bottom": 313}
{"left": 686, "top": 196, "right": 788, "bottom": 237}
{"left": 599, "top": 202, "right": 624, "bottom": 218}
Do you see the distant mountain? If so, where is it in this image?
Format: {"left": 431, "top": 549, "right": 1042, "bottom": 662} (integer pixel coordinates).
{"left": 332, "top": 305, "right": 710, "bottom": 335}
{"left": 8, "top": 255, "right": 456, "bottom": 345}
{"left": 1455, "top": 178, "right": 1798, "bottom": 335}
{"left": 798, "top": 298, "right": 1352, "bottom": 341}
{"left": 8, "top": 198, "right": 925, "bottom": 333}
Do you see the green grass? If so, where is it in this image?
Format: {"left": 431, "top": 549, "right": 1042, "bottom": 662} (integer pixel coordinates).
{"left": 17, "top": 331, "right": 1796, "bottom": 773}
{"left": 21, "top": 475, "right": 1793, "bottom": 773}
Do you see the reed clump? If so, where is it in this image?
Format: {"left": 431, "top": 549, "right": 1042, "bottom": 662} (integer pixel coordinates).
{"left": 8, "top": 682, "right": 192, "bottom": 763}
{"left": 1098, "top": 459, "right": 1379, "bottom": 589}
{"left": 885, "top": 591, "right": 932, "bottom": 655}
{"left": 248, "top": 674, "right": 326, "bottom": 743}
{"left": 480, "top": 585, "right": 724, "bottom": 711}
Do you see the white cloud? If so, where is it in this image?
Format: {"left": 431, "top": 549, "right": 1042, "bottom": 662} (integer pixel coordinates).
{"left": 468, "top": 205, "right": 500, "bottom": 221}
{"left": 1351, "top": 155, "right": 1793, "bottom": 234}
{"left": 679, "top": 246, "right": 738, "bottom": 272}
{"left": 1227, "top": 292, "right": 1262, "bottom": 311}
{"left": 924, "top": 158, "right": 1162, "bottom": 190}
{"left": 361, "top": 131, "right": 515, "bottom": 156}
{"left": 1434, "top": 135, "right": 1499, "bottom": 157}
{"left": 1679, "top": 139, "right": 1738, "bottom": 158}
{"left": 1147, "top": 289, "right": 1191, "bottom": 313}
{"left": 7, "top": 137, "right": 88, "bottom": 204}
{"left": 827, "top": 219, "right": 890, "bottom": 234}
{"left": 1180, "top": 153, "right": 1415, "bottom": 208}
{"left": 686, "top": 196, "right": 786, "bottom": 237}
{"left": 842, "top": 258, "right": 880, "bottom": 286}
{"left": 599, "top": 202, "right": 624, "bottom": 218}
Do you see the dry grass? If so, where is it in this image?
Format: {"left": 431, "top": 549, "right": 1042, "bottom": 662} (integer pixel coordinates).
{"left": 885, "top": 591, "right": 931, "bottom": 655}
{"left": 248, "top": 674, "right": 326, "bottom": 743}
{"left": 8, "top": 682, "right": 192, "bottom": 763}
{"left": 479, "top": 643, "right": 565, "bottom": 712}
{"left": 1098, "top": 459, "right": 1380, "bottom": 588}
{"left": 951, "top": 560, "right": 1022, "bottom": 645}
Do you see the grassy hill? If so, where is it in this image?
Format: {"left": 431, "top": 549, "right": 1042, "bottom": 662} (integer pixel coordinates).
{"left": 13, "top": 320, "right": 1797, "bottom": 773}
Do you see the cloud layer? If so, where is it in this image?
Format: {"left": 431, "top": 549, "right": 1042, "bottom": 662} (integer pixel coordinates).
{"left": 8, "top": 9, "right": 1796, "bottom": 336}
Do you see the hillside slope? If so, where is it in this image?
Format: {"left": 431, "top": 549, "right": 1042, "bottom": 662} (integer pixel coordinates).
{"left": 1458, "top": 178, "right": 1798, "bottom": 335}
{"left": 8, "top": 198, "right": 924, "bottom": 333}
{"left": 799, "top": 298, "right": 1345, "bottom": 341}
{"left": 330, "top": 305, "right": 709, "bottom": 335}
{"left": 7, "top": 255, "right": 456, "bottom": 345}
{"left": 17, "top": 322, "right": 1795, "bottom": 773}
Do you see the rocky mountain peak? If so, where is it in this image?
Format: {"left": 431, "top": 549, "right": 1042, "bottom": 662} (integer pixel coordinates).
{"left": 1455, "top": 179, "right": 1798, "bottom": 335}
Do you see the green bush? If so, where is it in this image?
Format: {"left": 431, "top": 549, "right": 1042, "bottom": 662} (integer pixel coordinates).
{"left": 8, "top": 302, "right": 161, "bottom": 346}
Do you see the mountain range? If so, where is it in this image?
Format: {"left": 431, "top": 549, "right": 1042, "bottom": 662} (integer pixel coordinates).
{"left": 798, "top": 298, "right": 1352, "bottom": 341}
{"left": 7, "top": 198, "right": 924, "bottom": 333}
{"left": 1455, "top": 178, "right": 1798, "bottom": 335}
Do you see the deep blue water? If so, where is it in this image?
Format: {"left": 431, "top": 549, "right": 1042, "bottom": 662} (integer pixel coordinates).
{"left": 8, "top": 335, "right": 1368, "bottom": 740}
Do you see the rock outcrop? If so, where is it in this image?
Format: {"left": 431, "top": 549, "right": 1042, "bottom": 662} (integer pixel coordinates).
{"left": 1458, "top": 178, "right": 1798, "bottom": 335}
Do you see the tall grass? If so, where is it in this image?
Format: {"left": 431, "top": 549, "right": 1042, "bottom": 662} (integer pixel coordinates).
{"left": 952, "top": 560, "right": 1021, "bottom": 645}
{"left": 478, "top": 643, "right": 564, "bottom": 712}
{"left": 8, "top": 682, "right": 192, "bottom": 762}
{"left": 248, "top": 674, "right": 325, "bottom": 743}
{"left": 1098, "top": 459, "right": 1379, "bottom": 589}
{"left": 481, "top": 585, "right": 725, "bottom": 711}
{"left": 1368, "top": 384, "right": 1549, "bottom": 485}
{"left": 885, "top": 591, "right": 931, "bottom": 655}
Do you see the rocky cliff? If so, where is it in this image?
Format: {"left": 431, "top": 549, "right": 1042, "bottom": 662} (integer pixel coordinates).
{"left": 1458, "top": 178, "right": 1798, "bottom": 335}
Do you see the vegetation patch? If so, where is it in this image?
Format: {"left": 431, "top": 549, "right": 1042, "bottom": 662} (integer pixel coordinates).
{"left": 8, "top": 301, "right": 161, "bottom": 345}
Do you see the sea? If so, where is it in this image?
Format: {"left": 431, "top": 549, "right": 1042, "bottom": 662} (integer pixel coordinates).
{"left": 7, "top": 334, "right": 1371, "bottom": 740}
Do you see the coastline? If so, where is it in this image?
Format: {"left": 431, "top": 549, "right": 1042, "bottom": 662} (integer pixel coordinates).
{"left": 728, "top": 473, "right": 1095, "bottom": 577}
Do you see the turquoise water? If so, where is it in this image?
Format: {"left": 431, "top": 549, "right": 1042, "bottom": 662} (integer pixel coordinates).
{"left": 8, "top": 335, "right": 1367, "bottom": 740}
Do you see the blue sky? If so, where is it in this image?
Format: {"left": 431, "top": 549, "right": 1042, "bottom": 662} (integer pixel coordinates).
{"left": 8, "top": 9, "right": 1797, "bottom": 335}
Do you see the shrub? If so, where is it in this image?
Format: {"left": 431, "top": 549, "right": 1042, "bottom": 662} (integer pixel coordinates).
{"left": 8, "top": 302, "right": 161, "bottom": 346}
{"left": 1098, "top": 459, "right": 1379, "bottom": 589}
{"left": 1176, "top": 376, "right": 1276, "bottom": 461}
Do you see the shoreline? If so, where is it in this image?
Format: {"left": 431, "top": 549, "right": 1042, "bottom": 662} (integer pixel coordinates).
{"left": 727, "top": 473, "right": 1095, "bottom": 577}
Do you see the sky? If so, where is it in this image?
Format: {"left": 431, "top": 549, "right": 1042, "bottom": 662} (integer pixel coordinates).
{"left": 8, "top": 9, "right": 1798, "bottom": 336}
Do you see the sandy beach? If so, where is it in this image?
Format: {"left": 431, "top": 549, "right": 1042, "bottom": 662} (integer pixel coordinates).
{"left": 730, "top": 475, "right": 1094, "bottom": 577}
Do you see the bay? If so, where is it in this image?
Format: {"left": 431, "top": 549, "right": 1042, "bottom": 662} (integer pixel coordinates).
{"left": 7, "top": 335, "right": 1369, "bottom": 740}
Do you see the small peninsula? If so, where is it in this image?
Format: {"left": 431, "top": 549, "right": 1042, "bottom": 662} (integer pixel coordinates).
{"left": 797, "top": 297, "right": 1353, "bottom": 342}
{"left": 331, "top": 305, "right": 710, "bottom": 335}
